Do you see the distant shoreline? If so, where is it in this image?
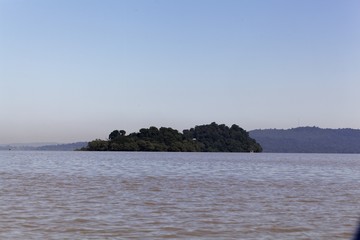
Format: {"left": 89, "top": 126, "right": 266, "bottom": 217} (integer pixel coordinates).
{"left": 4, "top": 126, "right": 360, "bottom": 153}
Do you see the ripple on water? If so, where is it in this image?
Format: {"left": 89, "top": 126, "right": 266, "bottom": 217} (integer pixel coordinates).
{"left": 0, "top": 152, "right": 359, "bottom": 239}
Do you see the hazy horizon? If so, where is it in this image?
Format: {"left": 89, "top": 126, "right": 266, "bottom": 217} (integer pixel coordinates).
{"left": 1, "top": 0, "right": 359, "bottom": 144}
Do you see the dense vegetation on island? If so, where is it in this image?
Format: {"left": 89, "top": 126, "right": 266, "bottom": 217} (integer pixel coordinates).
{"left": 250, "top": 127, "right": 360, "bottom": 153}
{"left": 83, "top": 122, "right": 262, "bottom": 152}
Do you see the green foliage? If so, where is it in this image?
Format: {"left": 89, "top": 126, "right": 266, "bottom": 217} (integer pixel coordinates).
{"left": 87, "top": 139, "right": 109, "bottom": 151}
{"left": 109, "top": 130, "right": 120, "bottom": 140}
{"left": 184, "top": 122, "right": 262, "bottom": 152}
{"left": 109, "top": 129, "right": 126, "bottom": 140}
{"left": 83, "top": 123, "right": 262, "bottom": 152}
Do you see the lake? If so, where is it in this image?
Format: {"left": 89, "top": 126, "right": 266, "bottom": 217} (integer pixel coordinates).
{"left": 0, "top": 151, "right": 359, "bottom": 239}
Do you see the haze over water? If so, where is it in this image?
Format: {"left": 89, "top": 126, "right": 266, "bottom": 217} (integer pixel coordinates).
{"left": 0, "top": 151, "right": 359, "bottom": 239}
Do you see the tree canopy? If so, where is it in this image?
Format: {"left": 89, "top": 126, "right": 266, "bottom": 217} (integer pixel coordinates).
{"left": 83, "top": 122, "right": 262, "bottom": 152}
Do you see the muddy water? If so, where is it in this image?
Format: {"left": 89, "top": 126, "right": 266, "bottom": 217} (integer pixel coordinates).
{"left": 0, "top": 151, "right": 359, "bottom": 239}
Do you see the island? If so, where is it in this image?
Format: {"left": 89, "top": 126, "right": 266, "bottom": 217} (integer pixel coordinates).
{"left": 82, "top": 122, "right": 262, "bottom": 152}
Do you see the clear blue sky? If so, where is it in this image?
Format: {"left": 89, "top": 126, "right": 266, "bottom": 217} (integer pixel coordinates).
{"left": 1, "top": 0, "right": 359, "bottom": 144}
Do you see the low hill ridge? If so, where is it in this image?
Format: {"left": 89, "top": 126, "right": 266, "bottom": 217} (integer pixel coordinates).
{"left": 249, "top": 127, "right": 360, "bottom": 153}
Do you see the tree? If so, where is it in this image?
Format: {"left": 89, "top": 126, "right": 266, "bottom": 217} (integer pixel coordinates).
{"left": 109, "top": 129, "right": 127, "bottom": 141}
{"left": 109, "top": 130, "right": 120, "bottom": 140}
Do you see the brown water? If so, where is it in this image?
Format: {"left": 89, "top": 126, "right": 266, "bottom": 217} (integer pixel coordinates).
{"left": 0, "top": 151, "right": 359, "bottom": 239}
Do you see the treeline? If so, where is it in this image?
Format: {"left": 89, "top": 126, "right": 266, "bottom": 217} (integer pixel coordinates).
{"left": 82, "top": 122, "right": 262, "bottom": 152}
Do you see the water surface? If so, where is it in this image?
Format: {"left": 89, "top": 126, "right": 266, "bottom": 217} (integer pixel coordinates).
{"left": 0, "top": 152, "right": 359, "bottom": 239}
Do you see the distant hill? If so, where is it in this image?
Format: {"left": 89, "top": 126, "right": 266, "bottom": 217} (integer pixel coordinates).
{"left": 0, "top": 145, "right": 13, "bottom": 151}
{"left": 35, "top": 142, "right": 88, "bottom": 151}
{"left": 0, "top": 142, "right": 88, "bottom": 151}
{"left": 249, "top": 127, "right": 360, "bottom": 153}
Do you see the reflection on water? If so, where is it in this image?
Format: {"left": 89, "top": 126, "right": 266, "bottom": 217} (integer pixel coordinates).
{"left": 0, "top": 152, "right": 359, "bottom": 239}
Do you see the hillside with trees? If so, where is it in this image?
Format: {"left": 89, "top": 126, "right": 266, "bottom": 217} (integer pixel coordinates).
{"left": 83, "top": 122, "right": 262, "bottom": 152}
{"left": 249, "top": 127, "right": 360, "bottom": 153}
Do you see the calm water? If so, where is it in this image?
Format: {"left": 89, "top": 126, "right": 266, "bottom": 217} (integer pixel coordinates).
{"left": 0, "top": 151, "right": 359, "bottom": 239}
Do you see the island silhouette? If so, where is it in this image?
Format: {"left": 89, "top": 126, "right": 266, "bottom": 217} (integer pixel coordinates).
{"left": 82, "top": 122, "right": 262, "bottom": 152}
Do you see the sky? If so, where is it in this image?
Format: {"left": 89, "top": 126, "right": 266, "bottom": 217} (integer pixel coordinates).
{"left": 1, "top": 0, "right": 359, "bottom": 144}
